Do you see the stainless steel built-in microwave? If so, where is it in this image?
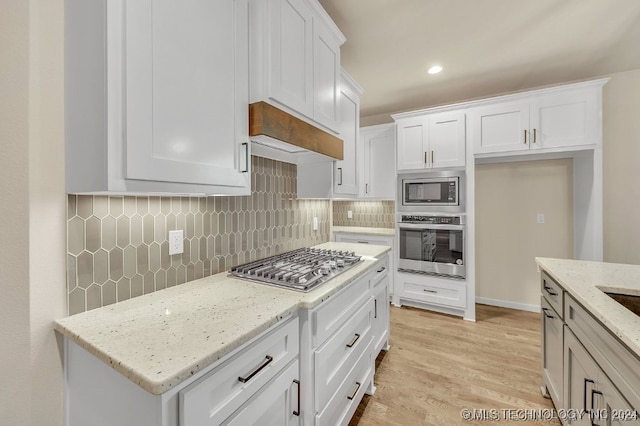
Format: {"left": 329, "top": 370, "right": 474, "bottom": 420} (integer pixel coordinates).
{"left": 399, "top": 174, "right": 461, "bottom": 209}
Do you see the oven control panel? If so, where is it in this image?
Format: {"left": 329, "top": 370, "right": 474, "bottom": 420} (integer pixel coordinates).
{"left": 400, "top": 215, "right": 463, "bottom": 225}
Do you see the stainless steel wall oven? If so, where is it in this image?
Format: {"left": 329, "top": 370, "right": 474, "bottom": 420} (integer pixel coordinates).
{"left": 397, "top": 214, "right": 465, "bottom": 279}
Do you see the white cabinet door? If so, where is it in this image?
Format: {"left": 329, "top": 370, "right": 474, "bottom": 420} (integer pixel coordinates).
{"left": 267, "top": 0, "right": 314, "bottom": 118}
{"left": 313, "top": 21, "right": 341, "bottom": 132}
{"left": 361, "top": 124, "right": 395, "bottom": 199}
{"left": 334, "top": 72, "right": 360, "bottom": 196}
{"left": 225, "top": 360, "right": 300, "bottom": 426}
{"left": 396, "top": 116, "right": 428, "bottom": 171}
{"left": 429, "top": 112, "right": 466, "bottom": 168}
{"left": 530, "top": 89, "right": 599, "bottom": 150}
{"left": 564, "top": 329, "right": 600, "bottom": 426}
{"left": 472, "top": 100, "right": 530, "bottom": 154}
{"left": 541, "top": 297, "right": 563, "bottom": 409}
{"left": 123, "top": 0, "right": 250, "bottom": 188}
{"left": 372, "top": 274, "right": 390, "bottom": 355}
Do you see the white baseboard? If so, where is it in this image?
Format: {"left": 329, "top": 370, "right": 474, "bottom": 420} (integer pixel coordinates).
{"left": 476, "top": 297, "right": 540, "bottom": 313}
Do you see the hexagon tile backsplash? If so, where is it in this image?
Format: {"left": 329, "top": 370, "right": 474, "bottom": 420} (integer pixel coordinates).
{"left": 66, "top": 156, "right": 330, "bottom": 315}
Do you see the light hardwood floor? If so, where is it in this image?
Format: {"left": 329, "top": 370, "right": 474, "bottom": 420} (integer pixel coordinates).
{"left": 350, "top": 304, "right": 559, "bottom": 426}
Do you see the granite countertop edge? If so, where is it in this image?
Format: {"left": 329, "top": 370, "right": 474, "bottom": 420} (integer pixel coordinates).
{"left": 55, "top": 242, "right": 390, "bottom": 395}
{"left": 535, "top": 257, "right": 640, "bottom": 358}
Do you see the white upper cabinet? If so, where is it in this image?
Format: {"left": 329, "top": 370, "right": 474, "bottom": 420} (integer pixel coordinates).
{"left": 472, "top": 81, "right": 603, "bottom": 156}
{"left": 334, "top": 70, "right": 362, "bottom": 196}
{"left": 313, "top": 21, "right": 341, "bottom": 132}
{"left": 395, "top": 112, "right": 466, "bottom": 171}
{"left": 250, "top": 0, "right": 345, "bottom": 133}
{"left": 264, "top": 0, "right": 314, "bottom": 117}
{"left": 360, "top": 124, "right": 396, "bottom": 199}
{"left": 65, "top": 0, "right": 251, "bottom": 195}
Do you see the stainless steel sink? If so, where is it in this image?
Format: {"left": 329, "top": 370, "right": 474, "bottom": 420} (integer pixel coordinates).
{"left": 604, "top": 292, "right": 640, "bottom": 316}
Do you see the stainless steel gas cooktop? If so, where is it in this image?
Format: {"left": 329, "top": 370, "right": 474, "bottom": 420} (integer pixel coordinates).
{"left": 229, "top": 248, "right": 362, "bottom": 292}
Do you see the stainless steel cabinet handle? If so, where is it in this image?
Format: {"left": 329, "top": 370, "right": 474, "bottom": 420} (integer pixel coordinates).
{"left": 346, "top": 333, "right": 360, "bottom": 348}
{"left": 292, "top": 379, "right": 300, "bottom": 416}
{"left": 431, "top": 150, "right": 434, "bottom": 164}
{"left": 524, "top": 129, "right": 528, "bottom": 144}
{"left": 541, "top": 307, "right": 555, "bottom": 319}
{"left": 357, "top": 241, "right": 370, "bottom": 244}
{"left": 365, "top": 183, "right": 369, "bottom": 194}
{"left": 424, "top": 152, "right": 427, "bottom": 164}
{"left": 423, "top": 289, "right": 437, "bottom": 294}
{"left": 374, "top": 299, "right": 377, "bottom": 319}
{"left": 237, "top": 355, "right": 273, "bottom": 383}
{"left": 347, "top": 382, "right": 361, "bottom": 400}
{"left": 543, "top": 284, "right": 558, "bottom": 296}
{"left": 241, "top": 142, "right": 249, "bottom": 173}
{"left": 377, "top": 266, "right": 386, "bottom": 273}
{"left": 532, "top": 128, "right": 537, "bottom": 143}
{"left": 583, "top": 378, "right": 594, "bottom": 411}
{"left": 337, "top": 167, "right": 343, "bottom": 185}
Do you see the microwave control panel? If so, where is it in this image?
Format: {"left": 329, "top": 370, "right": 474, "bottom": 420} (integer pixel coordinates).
{"left": 400, "top": 215, "right": 462, "bottom": 225}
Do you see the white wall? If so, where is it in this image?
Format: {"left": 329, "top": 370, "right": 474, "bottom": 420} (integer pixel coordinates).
{"left": 603, "top": 68, "right": 640, "bottom": 264}
{"left": 0, "top": 0, "right": 66, "bottom": 425}
{"left": 475, "top": 159, "right": 574, "bottom": 309}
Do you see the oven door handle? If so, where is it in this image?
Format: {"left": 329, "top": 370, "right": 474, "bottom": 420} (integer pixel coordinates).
{"left": 398, "top": 223, "right": 464, "bottom": 231}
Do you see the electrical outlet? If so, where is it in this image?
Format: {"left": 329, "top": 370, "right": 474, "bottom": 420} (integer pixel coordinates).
{"left": 347, "top": 210, "right": 353, "bottom": 219}
{"left": 537, "top": 213, "right": 545, "bottom": 224}
{"left": 168, "top": 230, "right": 184, "bottom": 255}
{"left": 312, "top": 217, "right": 318, "bottom": 231}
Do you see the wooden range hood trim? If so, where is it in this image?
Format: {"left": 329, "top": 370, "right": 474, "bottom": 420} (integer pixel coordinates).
{"left": 249, "top": 101, "right": 344, "bottom": 160}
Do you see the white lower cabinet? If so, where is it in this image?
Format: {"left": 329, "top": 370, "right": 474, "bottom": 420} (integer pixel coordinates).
{"left": 314, "top": 296, "right": 373, "bottom": 410}
{"left": 63, "top": 255, "right": 391, "bottom": 426}
{"left": 224, "top": 360, "right": 300, "bottom": 426}
{"left": 315, "top": 342, "right": 373, "bottom": 426}
{"left": 396, "top": 270, "right": 467, "bottom": 312}
{"left": 539, "top": 270, "right": 640, "bottom": 426}
{"left": 371, "top": 262, "right": 390, "bottom": 355}
{"left": 180, "top": 318, "right": 299, "bottom": 425}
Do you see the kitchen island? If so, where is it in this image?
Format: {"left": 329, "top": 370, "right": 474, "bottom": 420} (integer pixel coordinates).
{"left": 536, "top": 258, "right": 640, "bottom": 425}
{"left": 55, "top": 242, "right": 391, "bottom": 426}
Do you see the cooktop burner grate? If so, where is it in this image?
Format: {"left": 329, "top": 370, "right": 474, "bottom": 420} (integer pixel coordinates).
{"left": 229, "top": 247, "right": 362, "bottom": 291}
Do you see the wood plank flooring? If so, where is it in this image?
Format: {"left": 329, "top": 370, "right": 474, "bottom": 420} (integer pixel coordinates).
{"left": 349, "top": 304, "right": 559, "bottom": 425}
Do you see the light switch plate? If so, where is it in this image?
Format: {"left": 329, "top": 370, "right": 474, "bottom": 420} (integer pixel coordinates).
{"left": 347, "top": 210, "right": 353, "bottom": 219}
{"left": 312, "top": 217, "right": 318, "bottom": 231}
{"left": 537, "top": 213, "right": 545, "bottom": 224}
{"left": 169, "top": 230, "right": 184, "bottom": 255}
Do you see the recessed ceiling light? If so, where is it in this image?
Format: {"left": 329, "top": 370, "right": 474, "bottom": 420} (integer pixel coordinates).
{"left": 427, "top": 65, "right": 443, "bottom": 75}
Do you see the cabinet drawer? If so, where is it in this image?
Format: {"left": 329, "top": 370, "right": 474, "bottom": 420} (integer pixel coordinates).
{"left": 180, "top": 317, "right": 299, "bottom": 426}
{"left": 315, "top": 341, "right": 373, "bottom": 426}
{"left": 334, "top": 233, "right": 392, "bottom": 246}
{"left": 313, "top": 274, "right": 371, "bottom": 347}
{"left": 402, "top": 277, "right": 467, "bottom": 309}
{"left": 565, "top": 295, "right": 640, "bottom": 411}
{"left": 315, "top": 296, "right": 373, "bottom": 410}
{"left": 541, "top": 271, "right": 564, "bottom": 319}
{"left": 372, "top": 258, "right": 389, "bottom": 289}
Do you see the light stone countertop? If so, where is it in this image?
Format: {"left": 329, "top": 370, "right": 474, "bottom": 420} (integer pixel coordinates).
{"left": 332, "top": 226, "right": 396, "bottom": 236}
{"left": 536, "top": 257, "right": 640, "bottom": 357}
{"left": 55, "top": 242, "right": 390, "bottom": 395}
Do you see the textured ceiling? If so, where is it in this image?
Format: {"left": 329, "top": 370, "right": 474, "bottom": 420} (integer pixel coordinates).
{"left": 319, "top": 0, "right": 640, "bottom": 125}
